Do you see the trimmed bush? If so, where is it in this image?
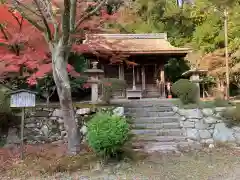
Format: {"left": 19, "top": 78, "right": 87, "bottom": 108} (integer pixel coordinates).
{"left": 86, "top": 112, "right": 130, "bottom": 159}
{"left": 222, "top": 104, "right": 240, "bottom": 128}
{"left": 172, "top": 79, "right": 199, "bottom": 104}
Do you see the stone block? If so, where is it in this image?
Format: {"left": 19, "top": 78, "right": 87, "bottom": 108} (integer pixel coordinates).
{"left": 182, "top": 121, "right": 195, "bottom": 128}
{"left": 180, "top": 121, "right": 184, "bottom": 127}
{"left": 213, "top": 123, "right": 235, "bottom": 143}
{"left": 215, "top": 113, "right": 222, "bottom": 118}
{"left": 25, "top": 123, "right": 36, "bottom": 128}
{"left": 172, "top": 106, "right": 179, "bottom": 113}
{"left": 188, "top": 118, "right": 200, "bottom": 122}
{"left": 199, "top": 130, "right": 211, "bottom": 139}
{"left": 178, "top": 109, "right": 203, "bottom": 119}
{"left": 40, "top": 125, "right": 49, "bottom": 136}
{"left": 76, "top": 108, "right": 91, "bottom": 115}
{"left": 180, "top": 116, "right": 186, "bottom": 121}
{"left": 235, "top": 133, "right": 240, "bottom": 145}
{"left": 80, "top": 125, "right": 87, "bottom": 135}
{"left": 50, "top": 116, "right": 58, "bottom": 120}
{"left": 57, "top": 118, "right": 64, "bottom": 124}
{"left": 186, "top": 128, "right": 200, "bottom": 141}
{"left": 52, "top": 109, "right": 62, "bottom": 117}
{"left": 209, "top": 129, "right": 214, "bottom": 134}
{"left": 202, "top": 108, "right": 213, "bottom": 116}
{"left": 204, "top": 117, "right": 219, "bottom": 124}
{"left": 61, "top": 131, "right": 67, "bottom": 138}
{"left": 113, "top": 107, "right": 124, "bottom": 116}
{"left": 195, "top": 120, "right": 209, "bottom": 130}
{"left": 205, "top": 138, "right": 214, "bottom": 144}
{"left": 34, "top": 110, "right": 50, "bottom": 117}
{"left": 233, "top": 127, "right": 240, "bottom": 133}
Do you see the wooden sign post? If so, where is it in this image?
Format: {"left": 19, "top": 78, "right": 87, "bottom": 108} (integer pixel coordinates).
{"left": 9, "top": 90, "right": 36, "bottom": 160}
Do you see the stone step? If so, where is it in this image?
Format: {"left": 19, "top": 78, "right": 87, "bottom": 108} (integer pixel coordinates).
{"left": 133, "top": 122, "right": 180, "bottom": 129}
{"left": 133, "top": 135, "right": 187, "bottom": 142}
{"left": 123, "top": 104, "right": 174, "bottom": 109}
{"left": 125, "top": 111, "right": 176, "bottom": 117}
{"left": 144, "top": 144, "right": 179, "bottom": 153}
{"left": 125, "top": 107, "right": 173, "bottom": 112}
{"left": 133, "top": 141, "right": 180, "bottom": 147}
{"left": 133, "top": 117, "right": 179, "bottom": 123}
{"left": 131, "top": 129, "right": 184, "bottom": 136}
{"left": 133, "top": 141, "right": 201, "bottom": 153}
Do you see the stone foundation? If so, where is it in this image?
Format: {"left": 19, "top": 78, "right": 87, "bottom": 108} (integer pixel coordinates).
{"left": 5, "top": 106, "right": 124, "bottom": 145}
{"left": 173, "top": 106, "right": 240, "bottom": 146}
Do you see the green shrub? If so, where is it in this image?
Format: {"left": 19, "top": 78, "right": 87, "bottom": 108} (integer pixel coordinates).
{"left": 222, "top": 104, "right": 240, "bottom": 128}
{"left": 86, "top": 112, "right": 130, "bottom": 160}
{"left": 172, "top": 79, "right": 199, "bottom": 104}
{"left": 213, "top": 98, "right": 233, "bottom": 107}
{"left": 100, "top": 78, "right": 126, "bottom": 103}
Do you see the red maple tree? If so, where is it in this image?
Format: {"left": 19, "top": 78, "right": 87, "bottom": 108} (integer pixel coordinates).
{"left": 0, "top": 5, "right": 86, "bottom": 86}
{"left": 1, "top": 0, "right": 117, "bottom": 154}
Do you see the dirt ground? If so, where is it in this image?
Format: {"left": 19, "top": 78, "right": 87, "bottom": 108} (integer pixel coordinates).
{"left": 1, "top": 144, "right": 240, "bottom": 180}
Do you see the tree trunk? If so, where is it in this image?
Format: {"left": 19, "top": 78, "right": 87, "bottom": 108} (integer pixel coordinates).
{"left": 52, "top": 43, "right": 81, "bottom": 155}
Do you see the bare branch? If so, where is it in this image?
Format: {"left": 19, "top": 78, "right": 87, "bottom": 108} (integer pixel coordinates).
{"left": 11, "top": 0, "right": 45, "bottom": 32}
{"left": 45, "top": 0, "right": 60, "bottom": 42}
{"left": 12, "top": 0, "right": 42, "bottom": 18}
{"left": 33, "top": 0, "right": 52, "bottom": 41}
{"left": 0, "top": 24, "right": 9, "bottom": 40}
{"left": 74, "top": 0, "right": 107, "bottom": 32}
{"left": 70, "top": 0, "right": 77, "bottom": 32}
{"left": 62, "top": 0, "right": 71, "bottom": 45}
{"left": 8, "top": 9, "right": 24, "bottom": 29}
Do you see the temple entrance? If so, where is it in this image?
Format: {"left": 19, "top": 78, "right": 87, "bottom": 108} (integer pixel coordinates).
{"left": 83, "top": 33, "right": 190, "bottom": 99}
{"left": 145, "top": 65, "right": 155, "bottom": 84}
{"left": 143, "top": 64, "right": 160, "bottom": 98}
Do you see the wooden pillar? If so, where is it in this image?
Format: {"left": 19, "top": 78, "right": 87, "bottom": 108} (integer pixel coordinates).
{"left": 118, "top": 64, "right": 122, "bottom": 79}
{"left": 160, "top": 65, "right": 165, "bottom": 98}
{"left": 141, "top": 66, "right": 146, "bottom": 90}
{"left": 136, "top": 67, "right": 140, "bottom": 82}
{"left": 118, "top": 64, "right": 125, "bottom": 80}
{"left": 119, "top": 64, "right": 125, "bottom": 97}
{"left": 132, "top": 65, "right": 136, "bottom": 90}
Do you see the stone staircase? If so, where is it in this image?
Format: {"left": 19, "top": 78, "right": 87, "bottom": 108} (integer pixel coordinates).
{"left": 123, "top": 99, "right": 194, "bottom": 154}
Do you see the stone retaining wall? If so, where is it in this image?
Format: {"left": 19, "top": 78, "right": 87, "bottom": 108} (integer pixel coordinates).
{"left": 5, "top": 106, "right": 124, "bottom": 145}
{"left": 173, "top": 106, "right": 240, "bottom": 145}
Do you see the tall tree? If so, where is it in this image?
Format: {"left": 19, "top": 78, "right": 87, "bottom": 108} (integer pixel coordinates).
{"left": 2, "top": 0, "right": 109, "bottom": 155}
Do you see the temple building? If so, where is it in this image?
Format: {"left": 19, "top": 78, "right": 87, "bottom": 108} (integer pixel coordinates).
{"left": 83, "top": 33, "right": 190, "bottom": 99}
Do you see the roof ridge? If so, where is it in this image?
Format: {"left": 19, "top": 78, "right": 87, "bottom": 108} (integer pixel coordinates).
{"left": 89, "top": 33, "right": 168, "bottom": 40}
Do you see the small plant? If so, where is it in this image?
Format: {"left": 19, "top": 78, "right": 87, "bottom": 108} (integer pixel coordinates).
{"left": 172, "top": 79, "right": 199, "bottom": 104}
{"left": 222, "top": 104, "right": 240, "bottom": 128}
{"left": 86, "top": 112, "right": 130, "bottom": 160}
{"left": 100, "top": 78, "right": 126, "bottom": 103}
